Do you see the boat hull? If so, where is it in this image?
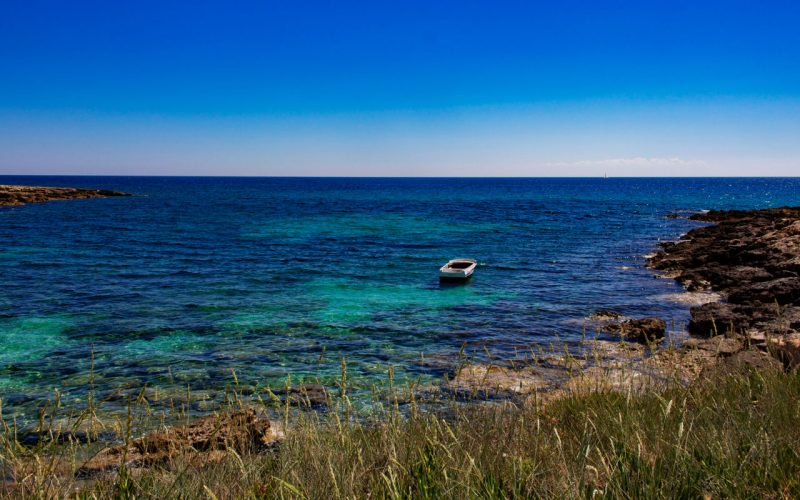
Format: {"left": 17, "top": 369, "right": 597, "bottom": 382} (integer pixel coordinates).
{"left": 439, "top": 274, "right": 473, "bottom": 282}
{"left": 439, "top": 259, "right": 477, "bottom": 281}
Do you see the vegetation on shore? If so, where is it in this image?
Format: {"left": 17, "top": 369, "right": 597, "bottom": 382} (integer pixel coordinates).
{"left": 2, "top": 356, "right": 798, "bottom": 499}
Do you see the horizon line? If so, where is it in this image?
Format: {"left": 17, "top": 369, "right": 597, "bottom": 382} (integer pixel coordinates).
{"left": 2, "top": 174, "right": 800, "bottom": 180}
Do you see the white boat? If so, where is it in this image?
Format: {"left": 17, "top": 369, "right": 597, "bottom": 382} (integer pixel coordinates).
{"left": 439, "top": 258, "right": 477, "bottom": 281}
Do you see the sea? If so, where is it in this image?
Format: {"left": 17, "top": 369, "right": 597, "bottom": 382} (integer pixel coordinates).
{"left": 1, "top": 176, "right": 798, "bottom": 420}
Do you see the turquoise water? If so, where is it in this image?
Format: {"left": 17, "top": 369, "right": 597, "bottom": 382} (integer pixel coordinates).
{"left": 1, "top": 176, "right": 798, "bottom": 419}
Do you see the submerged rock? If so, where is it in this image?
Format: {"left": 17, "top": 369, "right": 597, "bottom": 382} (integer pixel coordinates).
{"left": 19, "top": 416, "right": 117, "bottom": 446}
{"left": 273, "top": 383, "right": 330, "bottom": 408}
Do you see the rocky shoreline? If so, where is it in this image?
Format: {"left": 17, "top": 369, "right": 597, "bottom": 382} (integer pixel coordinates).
{"left": 447, "top": 206, "right": 800, "bottom": 402}
{"left": 9, "top": 206, "right": 800, "bottom": 485}
{"left": 0, "top": 184, "right": 130, "bottom": 206}
{"left": 649, "top": 207, "right": 800, "bottom": 364}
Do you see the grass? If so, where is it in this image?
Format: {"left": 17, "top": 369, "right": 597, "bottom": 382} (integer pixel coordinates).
{"left": 2, "top": 354, "right": 800, "bottom": 498}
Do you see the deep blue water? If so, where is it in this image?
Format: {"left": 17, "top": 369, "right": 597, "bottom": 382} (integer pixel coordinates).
{"left": 1, "top": 176, "right": 798, "bottom": 418}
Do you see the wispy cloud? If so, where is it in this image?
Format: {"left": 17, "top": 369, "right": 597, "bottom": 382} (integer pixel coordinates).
{"left": 547, "top": 157, "right": 707, "bottom": 168}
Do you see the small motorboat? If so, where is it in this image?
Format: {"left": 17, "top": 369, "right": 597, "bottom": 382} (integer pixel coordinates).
{"left": 439, "top": 258, "right": 477, "bottom": 281}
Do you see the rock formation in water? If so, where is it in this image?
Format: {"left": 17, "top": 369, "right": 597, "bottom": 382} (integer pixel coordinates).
{"left": 448, "top": 208, "right": 800, "bottom": 401}
{"left": 0, "top": 184, "right": 130, "bottom": 206}
{"left": 600, "top": 317, "right": 666, "bottom": 343}
{"left": 649, "top": 207, "right": 800, "bottom": 368}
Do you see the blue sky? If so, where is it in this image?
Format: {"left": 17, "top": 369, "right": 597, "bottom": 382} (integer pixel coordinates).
{"left": 1, "top": 1, "right": 798, "bottom": 176}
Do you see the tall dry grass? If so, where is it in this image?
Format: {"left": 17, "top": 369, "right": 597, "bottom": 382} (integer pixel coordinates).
{"left": 2, "top": 349, "right": 799, "bottom": 498}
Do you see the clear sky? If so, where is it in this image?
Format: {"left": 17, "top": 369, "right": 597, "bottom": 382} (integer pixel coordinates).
{"left": 1, "top": 0, "right": 799, "bottom": 176}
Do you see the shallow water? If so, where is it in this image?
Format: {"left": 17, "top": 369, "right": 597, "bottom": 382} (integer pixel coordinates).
{"left": 1, "top": 176, "right": 798, "bottom": 419}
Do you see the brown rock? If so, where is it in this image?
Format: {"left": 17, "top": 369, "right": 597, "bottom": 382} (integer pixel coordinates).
{"left": 563, "top": 365, "right": 658, "bottom": 395}
{"left": 18, "top": 416, "right": 116, "bottom": 446}
{"left": 768, "top": 334, "right": 800, "bottom": 370}
{"left": 603, "top": 317, "right": 666, "bottom": 343}
{"left": 688, "top": 303, "right": 746, "bottom": 337}
{"left": 728, "top": 278, "right": 800, "bottom": 305}
{"left": 0, "top": 185, "right": 130, "bottom": 207}
{"left": 76, "top": 409, "right": 280, "bottom": 478}
{"left": 650, "top": 206, "right": 800, "bottom": 341}
{"left": 446, "top": 364, "right": 558, "bottom": 399}
{"left": 588, "top": 309, "right": 624, "bottom": 321}
{"left": 274, "top": 383, "right": 330, "bottom": 408}
{"left": 682, "top": 335, "right": 743, "bottom": 355}
{"left": 700, "top": 265, "right": 773, "bottom": 289}
{"left": 750, "top": 306, "right": 800, "bottom": 335}
{"left": 721, "top": 349, "right": 783, "bottom": 374}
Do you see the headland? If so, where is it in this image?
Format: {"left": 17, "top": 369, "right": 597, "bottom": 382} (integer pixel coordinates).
{"left": 0, "top": 185, "right": 130, "bottom": 207}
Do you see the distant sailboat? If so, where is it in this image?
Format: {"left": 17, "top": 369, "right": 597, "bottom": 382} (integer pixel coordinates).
{"left": 603, "top": 172, "right": 608, "bottom": 179}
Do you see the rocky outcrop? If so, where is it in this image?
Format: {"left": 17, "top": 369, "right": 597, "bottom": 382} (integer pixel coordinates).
{"left": 445, "top": 329, "right": 792, "bottom": 406}
{"left": 445, "top": 363, "right": 564, "bottom": 400}
{"left": 687, "top": 303, "right": 746, "bottom": 336}
{"left": 76, "top": 409, "right": 281, "bottom": 478}
{"left": 587, "top": 309, "right": 624, "bottom": 322}
{"left": 601, "top": 317, "right": 666, "bottom": 343}
{"left": 649, "top": 207, "right": 800, "bottom": 339}
{"left": 445, "top": 207, "right": 800, "bottom": 404}
{"left": 769, "top": 333, "right": 800, "bottom": 370}
{"left": 0, "top": 185, "right": 130, "bottom": 206}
